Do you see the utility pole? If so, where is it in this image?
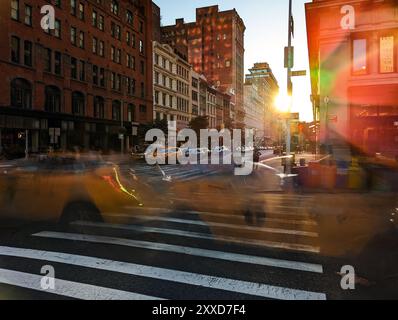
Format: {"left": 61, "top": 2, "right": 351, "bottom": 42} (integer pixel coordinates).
{"left": 286, "top": 0, "right": 293, "bottom": 174}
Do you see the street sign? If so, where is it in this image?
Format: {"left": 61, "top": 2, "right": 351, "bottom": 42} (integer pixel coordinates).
{"left": 279, "top": 113, "right": 299, "bottom": 120}
{"left": 290, "top": 70, "right": 307, "bottom": 77}
{"left": 284, "top": 46, "right": 294, "bottom": 69}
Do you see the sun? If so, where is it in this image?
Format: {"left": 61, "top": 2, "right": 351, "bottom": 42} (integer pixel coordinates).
{"left": 274, "top": 93, "right": 292, "bottom": 113}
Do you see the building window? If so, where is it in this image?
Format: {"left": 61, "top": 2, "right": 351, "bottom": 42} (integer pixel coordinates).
{"left": 11, "top": 78, "right": 32, "bottom": 109}
{"left": 98, "top": 68, "right": 104, "bottom": 87}
{"left": 24, "top": 5, "right": 32, "bottom": 26}
{"left": 126, "top": 10, "right": 133, "bottom": 25}
{"left": 140, "top": 60, "right": 144, "bottom": 75}
{"left": 45, "top": 86, "right": 61, "bottom": 113}
{"left": 380, "top": 36, "right": 395, "bottom": 73}
{"left": 78, "top": 3, "right": 85, "bottom": 20}
{"left": 94, "top": 96, "right": 105, "bottom": 119}
{"left": 128, "top": 104, "right": 135, "bottom": 122}
{"left": 352, "top": 39, "right": 367, "bottom": 74}
{"left": 79, "top": 31, "right": 85, "bottom": 48}
{"left": 55, "top": 0, "right": 61, "bottom": 8}
{"left": 54, "top": 51, "right": 62, "bottom": 75}
{"left": 92, "top": 65, "right": 98, "bottom": 85}
{"left": 70, "top": 0, "right": 77, "bottom": 16}
{"left": 11, "top": 36, "right": 20, "bottom": 63}
{"left": 70, "top": 57, "right": 77, "bottom": 79}
{"left": 110, "top": 0, "right": 119, "bottom": 15}
{"left": 92, "top": 37, "right": 98, "bottom": 54}
{"left": 11, "top": 0, "right": 19, "bottom": 21}
{"left": 54, "top": 19, "right": 61, "bottom": 38}
{"left": 139, "top": 40, "right": 144, "bottom": 54}
{"left": 126, "top": 31, "right": 130, "bottom": 45}
{"left": 44, "top": 48, "right": 52, "bottom": 72}
{"left": 95, "top": 41, "right": 102, "bottom": 57}
{"left": 139, "top": 105, "right": 146, "bottom": 113}
{"left": 79, "top": 60, "right": 85, "bottom": 81}
{"left": 70, "top": 27, "right": 77, "bottom": 45}
{"left": 112, "top": 100, "right": 121, "bottom": 121}
{"left": 92, "top": 10, "right": 97, "bottom": 27}
{"left": 98, "top": 15, "right": 104, "bottom": 31}
{"left": 139, "top": 20, "right": 143, "bottom": 33}
{"left": 72, "top": 91, "right": 85, "bottom": 115}
{"left": 24, "top": 40, "right": 32, "bottom": 67}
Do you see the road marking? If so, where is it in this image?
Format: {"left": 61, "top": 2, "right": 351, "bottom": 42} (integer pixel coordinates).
{"left": 70, "top": 221, "right": 320, "bottom": 253}
{"left": 34, "top": 231, "right": 323, "bottom": 273}
{"left": 0, "top": 268, "right": 162, "bottom": 300}
{"left": 109, "top": 214, "right": 318, "bottom": 237}
{"left": 117, "top": 208, "right": 318, "bottom": 226}
{"left": 0, "top": 246, "right": 326, "bottom": 300}
{"left": 124, "top": 206, "right": 316, "bottom": 221}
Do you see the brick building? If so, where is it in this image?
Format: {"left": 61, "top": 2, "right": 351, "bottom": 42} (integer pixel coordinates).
{"left": 0, "top": 0, "right": 154, "bottom": 155}
{"left": 160, "top": 5, "right": 246, "bottom": 128}
{"left": 306, "top": 0, "right": 398, "bottom": 159}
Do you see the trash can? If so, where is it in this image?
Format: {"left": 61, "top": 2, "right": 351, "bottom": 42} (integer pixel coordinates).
{"left": 320, "top": 164, "right": 337, "bottom": 189}
{"left": 307, "top": 161, "right": 321, "bottom": 188}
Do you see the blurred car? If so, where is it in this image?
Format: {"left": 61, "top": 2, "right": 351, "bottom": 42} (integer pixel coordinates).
{"left": 212, "top": 146, "right": 230, "bottom": 153}
{"left": 0, "top": 155, "right": 161, "bottom": 225}
{"left": 184, "top": 148, "right": 210, "bottom": 157}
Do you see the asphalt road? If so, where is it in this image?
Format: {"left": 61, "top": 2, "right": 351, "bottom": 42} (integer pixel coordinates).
{"left": 0, "top": 154, "right": 397, "bottom": 300}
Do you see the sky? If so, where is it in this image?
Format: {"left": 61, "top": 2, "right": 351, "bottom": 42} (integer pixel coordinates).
{"left": 154, "top": 0, "right": 313, "bottom": 122}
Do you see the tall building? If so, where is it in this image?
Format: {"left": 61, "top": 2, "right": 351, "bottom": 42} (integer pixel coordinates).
{"left": 0, "top": 0, "right": 154, "bottom": 155}
{"left": 243, "top": 82, "right": 264, "bottom": 141}
{"left": 306, "top": 0, "right": 398, "bottom": 159}
{"left": 245, "top": 63, "right": 279, "bottom": 143}
{"left": 161, "top": 5, "right": 246, "bottom": 128}
{"left": 153, "top": 41, "right": 191, "bottom": 130}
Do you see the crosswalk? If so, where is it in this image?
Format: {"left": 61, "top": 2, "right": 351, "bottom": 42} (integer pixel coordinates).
{"left": 125, "top": 162, "right": 224, "bottom": 183}
{"left": 0, "top": 194, "right": 330, "bottom": 300}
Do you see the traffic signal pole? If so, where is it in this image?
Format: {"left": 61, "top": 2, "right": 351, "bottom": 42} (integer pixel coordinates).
{"left": 286, "top": 0, "right": 293, "bottom": 174}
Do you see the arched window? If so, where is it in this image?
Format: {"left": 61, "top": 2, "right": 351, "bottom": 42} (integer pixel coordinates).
{"left": 128, "top": 104, "right": 135, "bottom": 122}
{"left": 45, "top": 86, "right": 61, "bottom": 113}
{"left": 72, "top": 91, "right": 85, "bottom": 116}
{"left": 112, "top": 100, "right": 121, "bottom": 121}
{"left": 94, "top": 96, "right": 105, "bottom": 119}
{"left": 11, "top": 78, "right": 32, "bottom": 109}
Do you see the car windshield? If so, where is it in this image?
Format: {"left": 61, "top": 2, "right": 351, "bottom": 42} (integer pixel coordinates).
{"left": 0, "top": 0, "right": 398, "bottom": 305}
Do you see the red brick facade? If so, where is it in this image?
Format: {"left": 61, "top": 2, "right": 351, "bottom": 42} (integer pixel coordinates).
{"left": 161, "top": 5, "right": 246, "bottom": 128}
{"left": 0, "top": 0, "right": 153, "bottom": 154}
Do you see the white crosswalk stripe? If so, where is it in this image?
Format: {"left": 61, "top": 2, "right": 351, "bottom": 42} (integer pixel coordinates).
{"left": 0, "top": 246, "right": 326, "bottom": 300}
{"left": 70, "top": 220, "right": 320, "bottom": 253}
{"left": 33, "top": 231, "right": 323, "bottom": 273}
{"left": 0, "top": 267, "right": 163, "bottom": 300}
{"left": 104, "top": 214, "right": 318, "bottom": 237}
